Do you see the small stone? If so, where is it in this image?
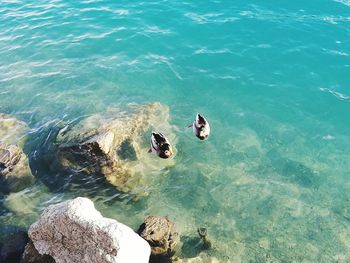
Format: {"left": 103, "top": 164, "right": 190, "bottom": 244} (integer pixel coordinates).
{"left": 197, "top": 227, "right": 207, "bottom": 238}
{"left": 137, "top": 216, "right": 179, "bottom": 257}
{"left": 258, "top": 238, "right": 269, "bottom": 250}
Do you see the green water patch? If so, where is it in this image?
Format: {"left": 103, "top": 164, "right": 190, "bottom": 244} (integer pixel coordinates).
{"left": 266, "top": 149, "right": 320, "bottom": 188}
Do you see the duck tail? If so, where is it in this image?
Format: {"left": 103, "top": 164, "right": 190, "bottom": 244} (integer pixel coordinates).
{"left": 196, "top": 113, "right": 206, "bottom": 125}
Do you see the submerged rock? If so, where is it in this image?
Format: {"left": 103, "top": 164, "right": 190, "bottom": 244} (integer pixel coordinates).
{"left": 26, "top": 197, "right": 151, "bottom": 263}
{"left": 197, "top": 227, "right": 211, "bottom": 250}
{"left": 0, "top": 113, "right": 28, "bottom": 144}
{"left": 0, "top": 144, "right": 34, "bottom": 193}
{"left": 54, "top": 102, "right": 175, "bottom": 193}
{"left": 137, "top": 216, "right": 179, "bottom": 258}
{"left": 0, "top": 114, "right": 34, "bottom": 193}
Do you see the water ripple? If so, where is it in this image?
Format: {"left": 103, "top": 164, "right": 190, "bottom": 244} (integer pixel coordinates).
{"left": 143, "top": 25, "right": 173, "bottom": 35}
{"left": 80, "top": 7, "right": 129, "bottom": 16}
{"left": 334, "top": 0, "right": 350, "bottom": 7}
{"left": 1, "top": 0, "right": 350, "bottom": 262}
{"left": 193, "top": 47, "right": 233, "bottom": 55}
{"left": 184, "top": 12, "right": 239, "bottom": 24}
{"left": 145, "top": 54, "right": 183, "bottom": 80}
{"left": 239, "top": 9, "right": 350, "bottom": 24}
{"left": 322, "top": 48, "right": 349, "bottom": 56}
{"left": 320, "top": 88, "right": 350, "bottom": 101}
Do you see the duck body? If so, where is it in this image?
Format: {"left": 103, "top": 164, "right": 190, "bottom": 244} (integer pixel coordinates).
{"left": 192, "top": 113, "right": 210, "bottom": 140}
{"left": 149, "top": 132, "right": 173, "bottom": 159}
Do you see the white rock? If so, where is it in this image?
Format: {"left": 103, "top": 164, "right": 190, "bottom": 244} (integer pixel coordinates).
{"left": 28, "top": 197, "right": 151, "bottom": 263}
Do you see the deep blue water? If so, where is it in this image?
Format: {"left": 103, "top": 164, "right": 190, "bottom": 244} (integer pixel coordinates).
{"left": 1, "top": 0, "right": 350, "bottom": 261}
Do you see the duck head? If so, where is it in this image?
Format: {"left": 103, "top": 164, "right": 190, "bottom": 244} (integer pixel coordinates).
{"left": 159, "top": 143, "right": 173, "bottom": 159}
{"left": 197, "top": 127, "right": 209, "bottom": 140}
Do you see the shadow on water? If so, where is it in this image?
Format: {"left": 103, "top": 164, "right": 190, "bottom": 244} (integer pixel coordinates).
{"left": 180, "top": 235, "right": 208, "bottom": 258}
{"left": 162, "top": 167, "right": 221, "bottom": 214}
{"left": 256, "top": 196, "right": 278, "bottom": 217}
{"left": 0, "top": 194, "right": 9, "bottom": 217}
{"left": 116, "top": 139, "right": 138, "bottom": 161}
{"left": 266, "top": 149, "right": 320, "bottom": 188}
{"left": 149, "top": 255, "right": 174, "bottom": 263}
{"left": 0, "top": 225, "right": 28, "bottom": 263}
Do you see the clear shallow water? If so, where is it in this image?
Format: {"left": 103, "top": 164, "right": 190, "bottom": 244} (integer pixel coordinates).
{"left": 1, "top": 0, "right": 350, "bottom": 261}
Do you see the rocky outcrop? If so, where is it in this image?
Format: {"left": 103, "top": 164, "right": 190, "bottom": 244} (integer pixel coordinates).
{"left": 137, "top": 216, "right": 179, "bottom": 258}
{"left": 54, "top": 102, "right": 175, "bottom": 193}
{"left": 26, "top": 197, "right": 151, "bottom": 263}
{"left": 0, "top": 144, "right": 34, "bottom": 193}
{"left": 0, "top": 114, "right": 34, "bottom": 193}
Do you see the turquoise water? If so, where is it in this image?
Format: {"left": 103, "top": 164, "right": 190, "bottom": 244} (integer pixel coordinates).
{"left": 1, "top": 0, "right": 350, "bottom": 261}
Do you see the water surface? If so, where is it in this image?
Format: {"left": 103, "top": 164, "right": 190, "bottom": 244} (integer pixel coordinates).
{"left": 1, "top": 0, "right": 350, "bottom": 261}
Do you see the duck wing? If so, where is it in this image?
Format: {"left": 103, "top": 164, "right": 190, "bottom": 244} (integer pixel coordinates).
{"left": 196, "top": 113, "right": 207, "bottom": 127}
{"left": 152, "top": 132, "right": 167, "bottom": 144}
{"left": 151, "top": 132, "right": 168, "bottom": 151}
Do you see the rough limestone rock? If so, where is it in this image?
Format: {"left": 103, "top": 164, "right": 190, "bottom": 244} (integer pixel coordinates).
{"left": 137, "top": 216, "right": 179, "bottom": 257}
{"left": 55, "top": 102, "right": 175, "bottom": 193}
{"left": 21, "top": 240, "right": 55, "bottom": 263}
{"left": 0, "top": 114, "right": 34, "bottom": 193}
{"left": 27, "top": 197, "right": 151, "bottom": 263}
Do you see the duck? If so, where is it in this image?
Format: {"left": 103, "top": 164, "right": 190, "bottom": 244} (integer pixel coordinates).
{"left": 190, "top": 113, "right": 210, "bottom": 140}
{"left": 148, "top": 132, "right": 173, "bottom": 159}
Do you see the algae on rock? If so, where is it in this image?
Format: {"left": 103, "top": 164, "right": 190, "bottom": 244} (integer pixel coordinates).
{"left": 138, "top": 215, "right": 179, "bottom": 258}
{"left": 55, "top": 102, "right": 176, "bottom": 193}
{"left": 0, "top": 113, "right": 28, "bottom": 145}
{"left": 0, "top": 113, "right": 34, "bottom": 193}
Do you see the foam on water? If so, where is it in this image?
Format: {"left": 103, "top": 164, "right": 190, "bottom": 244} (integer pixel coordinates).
{"left": 1, "top": 0, "right": 350, "bottom": 261}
